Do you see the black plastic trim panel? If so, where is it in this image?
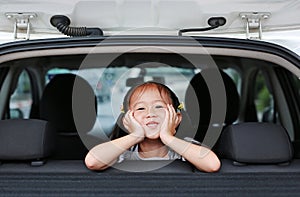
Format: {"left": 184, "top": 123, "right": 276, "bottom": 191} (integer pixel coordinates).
{"left": 0, "top": 36, "right": 299, "bottom": 68}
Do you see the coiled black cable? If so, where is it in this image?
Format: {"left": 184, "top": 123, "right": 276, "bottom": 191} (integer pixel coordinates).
{"left": 50, "top": 15, "right": 103, "bottom": 37}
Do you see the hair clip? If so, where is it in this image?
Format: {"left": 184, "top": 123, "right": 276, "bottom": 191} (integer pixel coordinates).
{"left": 120, "top": 105, "right": 125, "bottom": 113}
{"left": 177, "top": 102, "right": 184, "bottom": 111}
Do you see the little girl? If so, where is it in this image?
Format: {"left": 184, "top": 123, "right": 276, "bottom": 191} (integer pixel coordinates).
{"left": 85, "top": 82, "right": 220, "bottom": 172}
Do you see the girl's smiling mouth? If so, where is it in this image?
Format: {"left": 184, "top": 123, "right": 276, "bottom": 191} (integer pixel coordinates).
{"left": 146, "top": 121, "right": 159, "bottom": 128}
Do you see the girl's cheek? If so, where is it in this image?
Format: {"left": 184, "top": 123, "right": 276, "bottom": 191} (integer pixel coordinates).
{"left": 133, "top": 111, "right": 143, "bottom": 118}
{"left": 156, "top": 108, "right": 166, "bottom": 116}
{"left": 131, "top": 112, "right": 142, "bottom": 123}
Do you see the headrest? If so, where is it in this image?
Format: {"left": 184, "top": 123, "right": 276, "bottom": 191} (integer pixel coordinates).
{"left": 185, "top": 69, "right": 240, "bottom": 126}
{"left": 40, "top": 73, "right": 97, "bottom": 133}
{"left": 0, "top": 119, "right": 56, "bottom": 161}
{"left": 185, "top": 69, "right": 240, "bottom": 142}
{"left": 216, "top": 122, "right": 294, "bottom": 164}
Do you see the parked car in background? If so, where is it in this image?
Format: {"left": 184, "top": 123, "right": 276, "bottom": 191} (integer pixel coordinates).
{"left": 0, "top": 0, "right": 299, "bottom": 196}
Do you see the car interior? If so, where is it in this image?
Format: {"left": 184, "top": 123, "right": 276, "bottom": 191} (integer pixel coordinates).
{"left": 0, "top": 38, "right": 299, "bottom": 195}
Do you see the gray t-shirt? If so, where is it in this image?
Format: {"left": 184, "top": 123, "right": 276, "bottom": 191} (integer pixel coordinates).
{"left": 118, "top": 144, "right": 183, "bottom": 163}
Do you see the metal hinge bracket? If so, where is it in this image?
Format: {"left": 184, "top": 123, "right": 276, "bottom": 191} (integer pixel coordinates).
{"left": 5, "top": 12, "right": 37, "bottom": 40}
{"left": 240, "top": 12, "right": 270, "bottom": 40}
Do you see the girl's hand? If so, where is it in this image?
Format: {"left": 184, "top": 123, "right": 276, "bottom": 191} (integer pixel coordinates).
{"left": 160, "top": 104, "right": 181, "bottom": 144}
{"left": 123, "top": 110, "right": 145, "bottom": 141}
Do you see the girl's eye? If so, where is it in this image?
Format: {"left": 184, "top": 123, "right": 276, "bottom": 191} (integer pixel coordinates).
{"left": 155, "top": 105, "right": 164, "bottom": 109}
{"left": 136, "top": 107, "right": 145, "bottom": 111}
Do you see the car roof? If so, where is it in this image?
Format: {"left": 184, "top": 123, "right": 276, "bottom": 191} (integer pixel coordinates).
{"left": 0, "top": 0, "right": 300, "bottom": 34}
{"left": 0, "top": 0, "right": 299, "bottom": 55}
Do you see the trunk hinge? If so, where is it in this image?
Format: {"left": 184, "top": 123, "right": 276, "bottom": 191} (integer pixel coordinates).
{"left": 239, "top": 12, "right": 270, "bottom": 40}
{"left": 5, "top": 12, "right": 37, "bottom": 40}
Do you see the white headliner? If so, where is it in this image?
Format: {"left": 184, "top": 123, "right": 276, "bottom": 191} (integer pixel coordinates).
{"left": 0, "top": 0, "right": 299, "bottom": 55}
{"left": 1, "top": 0, "right": 300, "bottom": 34}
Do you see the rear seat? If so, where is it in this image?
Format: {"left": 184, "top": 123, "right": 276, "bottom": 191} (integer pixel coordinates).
{"left": 185, "top": 69, "right": 296, "bottom": 173}
{"left": 0, "top": 119, "right": 56, "bottom": 166}
{"left": 185, "top": 68, "right": 240, "bottom": 143}
{"left": 214, "top": 122, "right": 294, "bottom": 172}
{"left": 40, "top": 73, "right": 99, "bottom": 160}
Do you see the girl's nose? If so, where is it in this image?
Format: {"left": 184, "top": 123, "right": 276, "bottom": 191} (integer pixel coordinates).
{"left": 146, "top": 107, "right": 156, "bottom": 118}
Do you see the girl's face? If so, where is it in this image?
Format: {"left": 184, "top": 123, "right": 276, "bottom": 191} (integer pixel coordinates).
{"left": 129, "top": 88, "right": 171, "bottom": 139}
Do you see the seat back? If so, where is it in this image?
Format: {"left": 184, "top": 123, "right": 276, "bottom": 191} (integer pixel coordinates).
{"left": 40, "top": 73, "right": 98, "bottom": 159}
{"left": 215, "top": 122, "right": 294, "bottom": 165}
{"left": 185, "top": 69, "right": 240, "bottom": 142}
{"left": 0, "top": 119, "right": 56, "bottom": 165}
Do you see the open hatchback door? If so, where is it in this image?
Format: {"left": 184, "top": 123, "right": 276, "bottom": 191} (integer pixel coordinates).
{"left": 0, "top": 1, "right": 300, "bottom": 196}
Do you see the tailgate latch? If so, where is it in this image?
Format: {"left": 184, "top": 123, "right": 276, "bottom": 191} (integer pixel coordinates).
{"left": 240, "top": 12, "right": 270, "bottom": 40}
{"left": 5, "top": 12, "right": 37, "bottom": 40}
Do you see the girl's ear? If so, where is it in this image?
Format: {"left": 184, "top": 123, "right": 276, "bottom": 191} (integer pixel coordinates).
{"left": 175, "top": 112, "right": 182, "bottom": 127}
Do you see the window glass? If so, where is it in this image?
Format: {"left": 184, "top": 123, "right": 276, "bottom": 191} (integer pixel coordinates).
{"left": 254, "top": 71, "right": 274, "bottom": 122}
{"left": 223, "top": 68, "right": 241, "bottom": 95}
{"left": 46, "top": 67, "right": 194, "bottom": 137}
{"left": 9, "top": 71, "right": 32, "bottom": 119}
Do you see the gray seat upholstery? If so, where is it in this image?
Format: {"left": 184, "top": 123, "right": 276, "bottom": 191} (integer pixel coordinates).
{"left": 215, "top": 122, "right": 294, "bottom": 165}
{"left": 0, "top": 119, "right": 56, "bottom": 165}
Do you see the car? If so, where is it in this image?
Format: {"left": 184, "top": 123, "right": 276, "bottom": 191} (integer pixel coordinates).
{"left": 0, "top": 0, "right": 300, "bottom": 196}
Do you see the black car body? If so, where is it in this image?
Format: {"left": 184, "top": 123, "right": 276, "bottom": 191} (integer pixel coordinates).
{"left": 0, "top": 0, "right": 300, "bottom": 196}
